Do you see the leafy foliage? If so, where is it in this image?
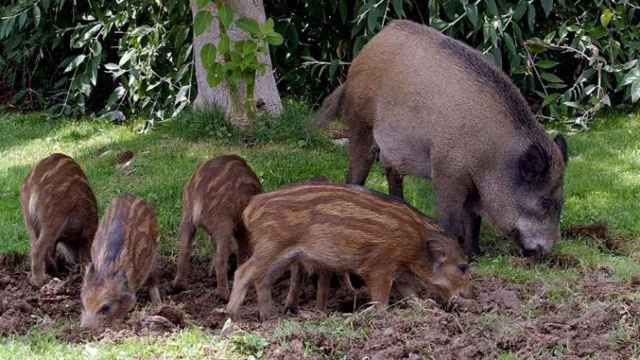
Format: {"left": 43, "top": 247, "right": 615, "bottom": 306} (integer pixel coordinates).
{"left": 0, "top": 0, "right": 192, "bottom": 125}
{"left": 267, "top": 0, "right": 640, "bottom": 127}
{"left": 194, "top": 0, "right": 283, "bottom": 126}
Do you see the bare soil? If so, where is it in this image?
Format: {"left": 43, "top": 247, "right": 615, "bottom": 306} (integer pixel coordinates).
{"left": 1, "top": 252, "right": 638, "bottom": 359}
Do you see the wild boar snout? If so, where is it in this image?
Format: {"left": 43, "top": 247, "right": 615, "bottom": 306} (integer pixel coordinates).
{"left": 515, "top": 217, "right": 560, "bottom": 256}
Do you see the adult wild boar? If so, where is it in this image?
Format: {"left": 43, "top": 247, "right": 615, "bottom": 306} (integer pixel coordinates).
{"left": 315, "top": 20, "right": 568, "bottom": 257}
{"left": 20, "top": 153, "right": 98, "bottom": 287}
{"left": 81, "top": 194, "right": 160, "bottom": 329}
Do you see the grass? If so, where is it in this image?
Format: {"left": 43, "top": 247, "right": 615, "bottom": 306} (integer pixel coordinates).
{"left": 0, "top": 104, "right": 639, "bottom": 358}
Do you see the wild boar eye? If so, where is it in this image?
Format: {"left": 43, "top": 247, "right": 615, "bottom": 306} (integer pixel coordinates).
{"left": 458, "top": 264, "right": 469, "bottom": 274}
{"left": 98, "top": 304, "right": 112, "bottom": 315}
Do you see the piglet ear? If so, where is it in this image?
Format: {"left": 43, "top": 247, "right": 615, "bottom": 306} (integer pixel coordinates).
{"left": 554, "top": 134, "right": 569, "bottom": 164}
{"left": 426, "top": 239, "right": 447, "bottom": 268}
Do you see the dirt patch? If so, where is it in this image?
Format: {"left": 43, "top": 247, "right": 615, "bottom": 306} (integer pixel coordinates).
{"left": 1, "top": 256, "right": 638, "bottom": 358}
{"left": 563, "top": 223, "right": 629, "bottom": 254}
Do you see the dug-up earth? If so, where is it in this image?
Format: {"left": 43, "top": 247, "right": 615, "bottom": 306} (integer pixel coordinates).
{"left": 0, "top": 251, "right": 639, "bottom": 359}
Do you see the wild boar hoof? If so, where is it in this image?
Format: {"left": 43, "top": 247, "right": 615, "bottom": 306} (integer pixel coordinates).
{"left": 215, "top": 287, "right": 230, "bottom": 301}
{"left": 169, "top": 280, "right": 187, "bottom": 294}
{"left": 29, "top": 274, "right": 48, "bottom": 288}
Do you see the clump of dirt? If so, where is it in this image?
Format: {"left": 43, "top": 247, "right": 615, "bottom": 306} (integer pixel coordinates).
{"left": 564, "top": 223, "right": 609, "bottom": 240}
{"left": 115, "top": 150, "right": 134, "bottom": 165}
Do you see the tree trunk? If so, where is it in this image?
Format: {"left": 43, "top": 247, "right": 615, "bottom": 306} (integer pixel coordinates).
{"left": 190, "top": 0, "right": 282, "bottom": 128}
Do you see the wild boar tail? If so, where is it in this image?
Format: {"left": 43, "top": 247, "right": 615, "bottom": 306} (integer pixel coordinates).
{"left": 312, "top": 84, "right": 345, "bottom": 129}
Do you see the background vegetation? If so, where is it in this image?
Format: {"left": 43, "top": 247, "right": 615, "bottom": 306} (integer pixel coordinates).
{"left": 1, "top": 0, "right": 639, "bottom": 127}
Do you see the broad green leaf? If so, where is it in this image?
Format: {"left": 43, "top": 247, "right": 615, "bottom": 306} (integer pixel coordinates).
{"left": 200, "top": 43, "right": 217, "bottom": 66}
{"left": 266, "top": 33, "right": 283, "bottom": 46}
{"left": 106, "top": 86, "right": 126, "bottom": 107}
{"left": 64, "top": 54, "right": 87, "bottom": 73}
{"left": 217, "top": 4, "right": 233, "bottom": 29}
{"left": 503, "top": 32, "right": 518, "bottom": 65}
{"left": 33, "top": 5, "right": 41, "bottom": 27}
{"left": 525, "top": 38, "right": 547, "bottom": 54}
{"left": 465, "top": 4, "right": 479, "bottom": 29}
{"left": 486, "top": 0, "right": 498, "bottom": 16}
{"left": 540, "top": 72, "right": 564, "bottom": 83}
{"left": 339, "top": 0, "right": 348, "bottom": 22}
{"left": 631, "top": 80, "right": 640, "bottom": 102}
{"left": 527, "top": 4, "right": 536, "bottom": 32}
{"left": 196, "top": 0, "right": 210, "bottom": 9}
{"left": 600, "top": 9, "right": 614, "bottom": 28}
{"left": 236, "top": 17, "right": 260, "bottom": 35}
{"left": 512, "top": 1, "right": 527, "bottom": 21}
{"left": 392, "top": 0, "right": 405, "bottom": 18}
{"left": 542, "top": 0, "right": 553, "bottom": 17}
{"left": 219, "top": 33, "right": 230, "bottom": 55}
{"left": 536, "top": 59, "right": 559, "bottom": 69}
{"left": 260, "top": 18, "right": 275, "bottom": 34}
{"left": 194, "top": 10, "right": 213, "bottom": 36}
{"left": 621, "top": 67, "right": 640, "bottom": 86}
{"left": 119, "top": 50, "right": 135, "bottom": 67}
{"left": 206, "top": 63, "right": 223, "bottom": 87}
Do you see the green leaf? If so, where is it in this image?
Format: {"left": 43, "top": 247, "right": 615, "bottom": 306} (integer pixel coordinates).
{"left": 217, "top": 4, "right": 234, "bottom": 29}
{"left": 631, "top": 80, "right": 640, "bottom": 103}
{"left": 206, "top": 65, "right": 224, "bottom": 87}
{"left": 194, "top": 10, "right": 213, "bottom": 36}
{"left": 33, "top": 5, "right": 41, "bottom": 27}
{"left": 503, "top": 32, "right": 518, "bottom": 64}
{"left": 486, "top": 0, "right": 498, "bottom": 17}
{"left": 465, "top": 4, "right": 479, "bottom": 29}
{"left": 219, "top": 33, "right": 230, "bottom": 55}
{"left": 339, "top": 0, "right": 348, "bottom": 22}
{"left": 392, "top": 0, "right": 405, "bottom": 18}
{"left": 536, "top": 59, "right": 559, "bottom": 69}
{"left": 512, "top": 1, "right": 527, "bottom": 21}
{"left": 541, "top": 0, "right": 553, "bottom": 18}
{"left": 260, "top": 18, "right": 275, "bottom": 34}
{"left": 64, "top": 55, "right": 87, "bottom": 73}
{"left": 527, "top": 4, "right": 536, "bottom": 32}
{"left": 236, "top": 17, "right": 260, "bottom": 35}
{"left": 600, "top": 9, "right": 615, "bottom": 28}
{"left": 266, "top": 33, "right": 283, "bottom": 46}
{"left": 540, "top": 72, "right": 564, "bottom": 83}
{"left": 196, "top": 0, "right": 210, "bottom": 9}
{"left": 621, "top": 68, "right": 640, "bottom": 86}
{"left": 106, "top": 86, "right": 126, "bottom": 107}
{"left": 200, "top": 43, "right": 217, "bottom": 66}
{"left": 525, "top": 38, "right": 547, "bottom": 54}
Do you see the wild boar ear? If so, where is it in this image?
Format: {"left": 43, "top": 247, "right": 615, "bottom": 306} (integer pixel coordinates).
{"left": 553, "top": 134, "right": 568, "bottom": 164}
{"left": 426, "top": 240, "right": 447, "bottom": 268}
{"left": 518, "top": 143, "right": 551, "bottom": 184}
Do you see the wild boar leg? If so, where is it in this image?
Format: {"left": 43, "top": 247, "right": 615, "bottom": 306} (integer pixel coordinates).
{"left": 316, "top": 271, "right": 331, "bottom": 311}
{"left": 384, "top": 166, "right": 404, "bottom": 199}
{"left": 148, "top": 266, "right": 162, "bottom": 305}
{"left": 255, "top": 251, "right": 298, "bottom": 320}
{"left": 212, "top": 226, "right": 234, "bottom": 300}
{"left": 284, "top": 263, "right": 302, "bottom": 312}
{"left": 172, "top": 217, "right": 197, "bottom": 291}
{"left": 226, "top": 257, "right": 261, "bottom": 320}
{"left": 346, "top": 131, "right": 376, "bottom": 185}
{"left": 433, "top": 173, "right": 481, "bottom": 257}
{"left": 365, "top": 271, "right": 394, "bottom": 312}
{"left": 30, "top": 229, "right": 58, "bottom": 287}
{"left": 394, "top": 272, "right": 420, "bottom": 299}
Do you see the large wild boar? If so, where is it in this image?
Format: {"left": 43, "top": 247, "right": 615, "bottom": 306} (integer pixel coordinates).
{"left": 226, "top": 183, "right": 470, "bottom": 321}
{"left": 172, "top": 155, "right": 262, "bottom": 299}
{"left": 315, "top": 20, "right": 568, "bottom": 257}
{"left": 20, "top": 153, "right": 98, "bottom": 287}
{"left": 81, "top": 194, "right": 160, "bottom": 329}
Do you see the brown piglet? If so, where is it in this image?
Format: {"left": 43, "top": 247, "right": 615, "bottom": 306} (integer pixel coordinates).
{"left": 172, "top": 155, "right": 262, "bottom": 299}
{"left": 227, "top": 183, "right": 471, "bottom": 321}
{"left": 20, "top": 153, "right": 98, "bottom": 287}
{"left": 81, "top": 194, "right": 160, "bottom": 329}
